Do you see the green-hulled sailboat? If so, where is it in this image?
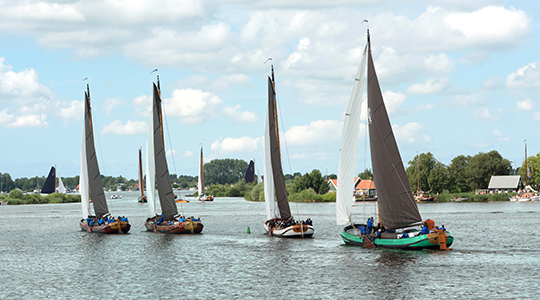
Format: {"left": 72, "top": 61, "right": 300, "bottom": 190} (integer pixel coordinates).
{"left": 336, "top": 27, "right": 453, "bottom": 250}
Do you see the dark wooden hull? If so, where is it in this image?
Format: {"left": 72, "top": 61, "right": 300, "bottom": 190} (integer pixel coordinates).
{"left": 145, "top": 219, "right": 203, "bottom": 234}
{"left": 79, "top": 220, "right": 130, "bottom": 234}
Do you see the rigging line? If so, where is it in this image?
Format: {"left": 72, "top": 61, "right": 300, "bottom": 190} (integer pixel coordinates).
{"left": 274, "top": 90, "right": 293, "bottom": 175}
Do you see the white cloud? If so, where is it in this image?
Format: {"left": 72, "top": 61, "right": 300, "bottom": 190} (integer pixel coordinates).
{"left": 406, "top": 77, "right": 450, "bottom": 94}
{"left": 222, "top": 105, "right": 258, "bottom": 123}
{"left": 392, "top": 123, "right": 431, "bottom": 145}
{"left": 133, "top": 95, "right": 151, "bottom": 117}
{"left": 493, "top": 129, "right": 508, "bottom": 142}
{"left": 166, "top": 149, "right": 177, "bottom": 157}
{"left": 0, "top": 57, "right": 53, "bottom": 104}
{"left": 506, "top": 61, "right": 540, "bottom": 88}
{"left": 473, "top": 107, "right": 497, "bottom": 120}
{"left": 180, "top": 150, "right": 194, "bottom": 157}
{"left": 211, "top": 136, "right": 261, "bottom": 153}
{"left": 285, "top": 119, "right": 342, "bottom": 146}
{"left": 416, "top": 103, "right": 434, "bottom": 111}
{"left": 101, "top": 120, "right": 147, "bottom": 135}
{"left": 164, "top": 88, "right": 223, "bottom": 124}
{"left": 176, "top": 73, "right": 253, "bottom": 91}
{"left": 58, "top": 100, "right": 83, "bottom": 121}
{"left": 383, "top": 91, "right": 407, "bottom": 116}
{"left": 104, "top": 98, "right": 125, "bottom": 114}
{"left": 450, "top": 94, "right": 485, "bottom": 107}
{"left": 5, "top": 114, "right": 48, "bottom": 128}
{"left": 532, "top": 112, "right": 540, "bottom": 121}
{"left": 517, "top": 98, "right": 534, "bottom": 111}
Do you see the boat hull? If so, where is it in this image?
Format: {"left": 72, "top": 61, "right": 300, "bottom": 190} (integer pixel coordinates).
{"left": 79, "top": 220, "right": 130, "bottom": 234}
{"left": 138, "top": 196, "right": 147, "bottom": 203}
{"left": 198, "top": 196, "right": 214, "bottom": 202}
{"left": 264, "top": 221, "right": 314, "bottom": 238}
{"left": 340, "top": 226, "right": 453, "bottom": 250}
{"left": 145, "top": 218, "right": 203, "bottom": 234}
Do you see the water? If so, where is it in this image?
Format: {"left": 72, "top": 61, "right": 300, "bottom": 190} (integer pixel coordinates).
{"left": 1, "top": 191, "right": 539, "bottom": 299}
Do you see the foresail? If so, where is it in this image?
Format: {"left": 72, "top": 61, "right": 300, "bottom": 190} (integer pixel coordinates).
{"left": 367, "top": 36, "right": 422, "bottom": 229}
{"left": 58, "top": 177, "right": 66, "bottom": 194}
{"left": 152, "top": 83, "right": 178, "bottom": 220}
{"left": 146, "top": 110, "right": 156, "bottom": 217}
{"left": 138, "top": 148, "right": 145, "bottom": 198}
{"left": 336, "top": 44, "right": 368, "bottom": 225}
{"left": 263, "top": 107, "right": 278, "bottom": 220}
{"left": 198, "top": 146, "right": 204, "bottom": 196}
{"left": 256, "top": 165, "right": 262, "bottom": 184}
{"left": 80, "top": 130, "right": 89, "bottom": 218}
{"left": 84, "top": 91, "right": 109, "bottom": 220}
{"left": 267, "top": 77, "right": 291, "bottom": 221}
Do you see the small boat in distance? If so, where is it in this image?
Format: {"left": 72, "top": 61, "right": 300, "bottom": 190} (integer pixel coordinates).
{"left": 244, "top": 160, "right": 255, "bottom": 183}
{"left": 197, "top": 145, "right": 214, "bottom": 202}
{"left": 337, "top": 27, "right": 452, "bottom": 250}
{"left": 79, "top": 83, "right": 130, "bottom": 234}
{"left": 40, "top": 166, "right": 56, "bottom": 194}
{"left": 144, "top": 74, "right": 203, "bottom": 234}
{"left": 137, "top": 147, "right": 147, "bottom": 203}
{"left": 263, "top": 63, "right": 314, "bottom": 238}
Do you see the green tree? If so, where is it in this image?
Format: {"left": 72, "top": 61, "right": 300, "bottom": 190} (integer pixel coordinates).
{"left": 291, "top": 169, "right": 329, "bottom": 194}
{"left": 468, "top": 150, "right": 510, "bottom": 190}
{"left": 518, "top": 152, "right": 540, "bottom": 190}
{"left": 447, "top": 155, "right": 471, "bottom": 193}
{"left": 428, "top": 162, "right": 448, "bottom": 193}
{"left": 358, "top": 169, "right": 373, "bottom": 180}
{"left": 204, "top": 158, "right": 249, "bottom": 185}
{"left": 406, "top": 152, "right": 438, "bottom": 192}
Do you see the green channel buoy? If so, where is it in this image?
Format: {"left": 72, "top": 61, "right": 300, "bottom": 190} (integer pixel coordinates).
{"left": 247, "top": 226, "right": 251, "bottom": 234}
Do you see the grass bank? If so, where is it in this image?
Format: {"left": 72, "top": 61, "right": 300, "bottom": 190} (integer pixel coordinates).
{"left": 0, "top": 189, "right": 81, "bottom": 205}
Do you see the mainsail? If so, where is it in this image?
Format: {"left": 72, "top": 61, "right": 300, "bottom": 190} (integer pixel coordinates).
{"left": 267, "top": 74, "right": 292, "bottom": 221}
{"left": 58, "top": 176, "right": 66, "bottom": 194}
{"left": 151, "top": 83, "right": 178, "bottom": 220}
{"left": 336, "top": 44, "right": 368, "bottom": 225}
{"left": 366, "top": 31, "right": 422, "bottom": 229}
{"left": 245, "top": 160, "right": 255, "bottom": 183}
{"left": 82, "top": 88, "right": 109, "bottom": 220}
{"left": 146, "top": 103, "right": 156, "bottom": 217}
{"left": 41, "top": 166, "right": 56, "bottom": 194}
{"left": 138, "top": 147, "right": 145, "bottom": 199}
{"left": 198, "top": 146, "right": 205, "bottom": 196}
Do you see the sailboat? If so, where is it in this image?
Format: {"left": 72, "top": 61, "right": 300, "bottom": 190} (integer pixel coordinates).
{"left": 336, "top": 28, "right": 453, "bottom": 249}
{"left": 41, "top": 166, "right": 56, "bottom": 194}
{"left": 414, "top": 153, "right": 435, "bottom": 202}
{"left": 144, "top": 75, "right": 203, "bottom": 234}
{"left": 244, "top": 160, "right": 255, "bottom": 183}
{"left": 263, "top": 64, "right": 314, "bottom": 238}
{"left": 79, "top": 83, "right": 131, "bottom": 234}
{"left": 197, "top": 145, "right": 214, "bottom": 201}
{"left": 137, "top": 147, "right": 147, "bottom": 203}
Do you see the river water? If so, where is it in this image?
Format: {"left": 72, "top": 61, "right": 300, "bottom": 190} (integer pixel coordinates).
{"left": 1, "top": 191, "right": 539, "bottom": 299}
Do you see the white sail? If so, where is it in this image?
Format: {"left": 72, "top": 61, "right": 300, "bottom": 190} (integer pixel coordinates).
{"left": 146, "top": 107, "right": 156, "bottom": 217}
{"left": 336, "top": 44, "right": 368, "bottom": 225}
{"left": 256, "top": 164, "right": 262, "bottom": 184}
{"left": 263, "top": 106, "right": 278, "bottom": 220}
{"left": 58, "top": 176, "right": 66, "bottom": 194}
{"left": 80, "top": 128, "right": 89, "bottom": 218}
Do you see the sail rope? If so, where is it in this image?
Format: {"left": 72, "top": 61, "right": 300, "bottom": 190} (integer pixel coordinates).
{"left": 161, "top": 100, "right": 177, "bottom": 176}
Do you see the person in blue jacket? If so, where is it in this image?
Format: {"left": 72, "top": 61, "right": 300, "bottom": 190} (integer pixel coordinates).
{"left": 401, "top": 232, "right": 409, "bottom": 238}
{"left": 420, "top": 225, "right": 429, "bottom": 234}
{"left": 367, "top": 217, "right": 374, "bottom": 234}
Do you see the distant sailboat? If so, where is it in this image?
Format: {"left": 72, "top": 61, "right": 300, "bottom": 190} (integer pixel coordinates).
{"left": 144, "top": 75, "right": 203, "bottom": 234}
{"left": 244, "top": 160, "right": 255, "bottom": 183}
{"left": 41, "top": 166, "right": 56, "bottom": 194}
{"left": 263, "top": 63, "right": 314, "bottom": 238}
{"left": 137, "top": 147, "right": 147, "bottom": 203}
{"left": 79, "top": 83, "right": 131, "bottom": 234}
{"left": 58, "top": 175, "right": 66, "bottom": 194}
{"left": 336, "top": 28, "right": 452, "bottom": 249}
{"left": 197, "top": 145, "right": 214, "bottom": 201}
{"left": 256, "top": 164, "right": 262, "bottom": 184}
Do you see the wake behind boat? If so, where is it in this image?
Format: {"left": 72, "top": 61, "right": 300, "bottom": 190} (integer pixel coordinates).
{"left": 336, "top": 27, "right": 452, "bottom": 250}
{"left": 263, "top": 63, "right": 313, "bottom": 238}
{"left": 143, "top": 74, "right": 203, "bottom": 234}
{"left": 79, "top": 83, "right": 130, "bottom": 234}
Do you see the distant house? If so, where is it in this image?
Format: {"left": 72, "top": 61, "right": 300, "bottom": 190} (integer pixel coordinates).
{"left": 134, "top": 183, "right": 140, "bottom": 190}
{"left": 487, "top": 175, "right": 524, "bottom": 193}
{"left": 355, "top": 179, "right": 377, "bottom": 200}
{"left": 327, "top": 177, "right": 361, "bottom": 193}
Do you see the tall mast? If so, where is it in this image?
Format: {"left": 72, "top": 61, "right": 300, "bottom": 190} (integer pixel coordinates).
{"left": 416, "top": 151, "right": 420, "bottom": 193}
{"left": 271, "top": 65, "right": 281, "bottom": 155}
{"left": 525, "top": 139, "right": 528, "bottom": 187}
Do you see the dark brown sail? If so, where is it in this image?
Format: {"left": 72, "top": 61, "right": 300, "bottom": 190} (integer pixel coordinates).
{"left": 152, "top": 83, "right": 178, "bottom": 220}
{"left": 366, "top": 32, "right": 422, "bottom": 229}
{"left": 138, "top": 148, "right": 145, "bottom": 198}
{"left": 267, "top": 77, "right": 292, "bottom": 221}
{"left": 84, "top": 90, "right": 109, "bottom": 220}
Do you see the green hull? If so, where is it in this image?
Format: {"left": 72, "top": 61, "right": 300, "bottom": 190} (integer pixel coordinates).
{"left": 341, "top": 230, "right": 454, "bottom": 250}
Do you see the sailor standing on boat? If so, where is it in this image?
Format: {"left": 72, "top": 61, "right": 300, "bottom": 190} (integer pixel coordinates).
{"left": 367, "top": 217, "right": 374, "bottom": 234}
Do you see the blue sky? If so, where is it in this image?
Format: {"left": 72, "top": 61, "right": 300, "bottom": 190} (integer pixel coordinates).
{"left": 1, "top": 0, "right": 539, "bottom": 179}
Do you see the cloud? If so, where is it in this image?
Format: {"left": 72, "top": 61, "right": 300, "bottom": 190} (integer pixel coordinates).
{"left": 493, "top": 129, "right": 508, "bottom": 142}
{"left": 392, "top": 123, "right": 431, "bottom": 146}
{"left": 166, "top": 149, "right": 177, "bottom": 157}
{"left": 0, "top": 57, "right": 53, "bottom": 104}
{"left": 104, "top": 98, "right": 126, "bottom": 114}
{"left": 532, "top": 112, "right": 540, "bottom": 121}
{"left": 211, "top": 136, "right": 261, "bottom": 153}
{"left": 517, "top": 98, "right": 534, "bottom": 111}
{"left": 449, "top": 94, "right": 485, "bottom": 107}
{"left": 163, "top": 88, "right": 223, "bottom": 124}
{"left": 506, "top": 61, "right": 540, "bottom": 88}
{"left": 482, "top": 74, "right": 504, "bottom": 89}
{"left": 222, "top": 105, "right": 258, "bottom": 123}
{"left": 57, "top": 100, "right": 83, "bottom": 121}
{"left": 406, "top": 77, "right": 451, "bottom": 94}
{"left": 101, "top": 120, "right": 147, "bottom": 135}
{"left": 415, "top": 103, "right": 434, "bottom": 111}
{"left": 285, "top": 119, "right": 342, "bottom": 146}
{"left": 133, "top": 95, "right": 151, "bottom": 117}
{"left": 383, "top": 91, "right": 407, "bottom": 116}
{"left": 5, "top": 114, "right": 48, "bottom": 128}
{"left": 473, "top": 107, "right": 498, "bottom": 120}
{"left": 176, "top": 73, "right": 253, "bottom": 91}
{"left": 180, "top": 150, "right": 194, "bottom": 157}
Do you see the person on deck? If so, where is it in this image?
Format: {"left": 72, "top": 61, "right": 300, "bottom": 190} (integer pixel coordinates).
{"left": 441, "top": 225, "right": 446, "bottom": 231}
{"left": 367, "top": 217, "right": 374, "bottom": 234}
{"left": 401, "top": 232, "right": 409, "bottom": 238}
{"left": 420, "top": 225, "right": 429, "bottom": 235}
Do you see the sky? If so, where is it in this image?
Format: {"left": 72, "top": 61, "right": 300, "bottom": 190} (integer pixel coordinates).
{"left": 1, "top": 0, "right": 540, "bottom": 179}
